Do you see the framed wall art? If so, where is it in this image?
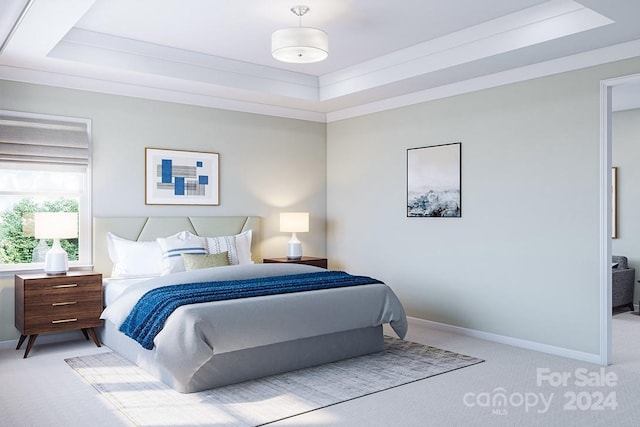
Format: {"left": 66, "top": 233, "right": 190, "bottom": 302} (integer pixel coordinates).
{"left": 145, "top": 148, "right": 219, "bottom": 205}
{"left": 612, "top": 166, "right": 618, "bottom": 239}
{"left": 407, "top": 142, "right": 461, "bottom": 217}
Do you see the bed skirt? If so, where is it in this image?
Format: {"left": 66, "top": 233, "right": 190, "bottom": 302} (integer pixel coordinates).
{"left": 98, "top": 321, "right": 384, "bottom": 393}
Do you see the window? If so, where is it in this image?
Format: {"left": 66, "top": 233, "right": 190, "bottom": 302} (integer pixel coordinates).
{"left": 0, "top": 110, "right": 91, "bottom": 272}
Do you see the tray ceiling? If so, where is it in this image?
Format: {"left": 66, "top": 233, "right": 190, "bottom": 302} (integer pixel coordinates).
{"left": 1, "top": 0, "right": 639, "bottom": 121}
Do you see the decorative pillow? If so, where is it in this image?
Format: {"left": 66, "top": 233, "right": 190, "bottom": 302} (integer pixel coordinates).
{"left": 106, "top": 232, "right": 164, "bottom": 278}
{"left": 156, "top": 230, "right": 207, "bottom": 275}
{"left": 205, "top": 230, "right": 253, "bottom": 265}
{"left": 181, "top": 252, "right": 230, "bottom": 271}
{"left": 235, "top": 229, "right": 253, "bottom": 264}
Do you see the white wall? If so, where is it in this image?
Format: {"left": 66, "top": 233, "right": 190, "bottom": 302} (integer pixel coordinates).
{"left": 327, "top": 58, "right": 640, "bottom": 357}
{"left": 0, "top": 80, "right": 326, "bottom": 342}
{"left": 612, "top": 108, "right": 640, "bottom": 300}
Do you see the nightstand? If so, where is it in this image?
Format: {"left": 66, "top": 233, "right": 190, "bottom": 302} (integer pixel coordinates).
{"left": 263, "top": 256, "right": 328, "bottom": 269}
{"left": 14, "top": 271, "right": 103, "bottom": 358}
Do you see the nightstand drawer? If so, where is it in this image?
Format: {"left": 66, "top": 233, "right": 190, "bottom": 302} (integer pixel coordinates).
{"left": 23, "top": 275, "right": 100, "bottom": 291}
{"left": 25, "top": 296, "right": 102, "bottom": 316}
{"left": 24, "top": 282, "right": 101, "bottom": 302}
{"left": 23, "top": 303, "right": 103, "bottom": 334}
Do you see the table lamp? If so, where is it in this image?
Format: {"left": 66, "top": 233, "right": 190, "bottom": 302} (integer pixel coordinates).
{"left": 34, "top": 212, "right": 78, "bottom": 275}
{"left": 280, "top": 212, "right": 309, "bottom": 259}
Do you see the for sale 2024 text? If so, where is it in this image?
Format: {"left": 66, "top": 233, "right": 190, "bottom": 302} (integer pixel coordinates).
{"left": 537, "top": 367, "right": 617, "bottom": 412}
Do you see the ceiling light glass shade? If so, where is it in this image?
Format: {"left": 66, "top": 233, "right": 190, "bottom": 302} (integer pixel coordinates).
{"left": 272, "top": 27, "right": 328, "bottom": 63}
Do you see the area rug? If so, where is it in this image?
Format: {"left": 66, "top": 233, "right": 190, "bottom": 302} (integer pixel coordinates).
{"left": 66, "top": 337, "right": 483, "bottom": 426}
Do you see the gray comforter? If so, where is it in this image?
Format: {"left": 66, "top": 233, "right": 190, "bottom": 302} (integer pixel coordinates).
{"left": 101, "top": 263, "right": 408, "bottom": 391}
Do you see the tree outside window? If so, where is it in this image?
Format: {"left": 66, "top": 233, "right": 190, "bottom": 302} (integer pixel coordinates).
{"left": 0, "top": 197, "right": 79, "bottom": 264}
{"left": 0, "top": 166, "right": 86, "bottom": 270}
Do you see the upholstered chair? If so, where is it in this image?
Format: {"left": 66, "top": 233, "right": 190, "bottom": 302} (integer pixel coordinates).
{"left": 612, "top": 255, "right": 635, "bottom": 312}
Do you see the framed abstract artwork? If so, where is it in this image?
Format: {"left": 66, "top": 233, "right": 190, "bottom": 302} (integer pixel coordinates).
{"left": 145, "top": 148, "right": 219, "bottom": 205}
{"left": 407, "top": 142, "right": 461, "bottom": 217}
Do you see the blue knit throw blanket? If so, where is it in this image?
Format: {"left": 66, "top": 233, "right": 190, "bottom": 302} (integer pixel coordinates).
{"left": 120, "top": 270, "right": 382, "bottom": 349}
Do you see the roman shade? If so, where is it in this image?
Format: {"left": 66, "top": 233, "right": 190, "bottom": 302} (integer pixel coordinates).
{"left": 0, "top": 110, "right": 90, "bottom": 166}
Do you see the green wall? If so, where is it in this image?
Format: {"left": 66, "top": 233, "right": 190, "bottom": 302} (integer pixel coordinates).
{"left": 0, "top": 80, "right": 326, "bottom": 342}
{"left": 326, "top": 57, "right": 640, "bottom": 356}
{"left": 3, "top": 57, "right": 640, "bottom": 357}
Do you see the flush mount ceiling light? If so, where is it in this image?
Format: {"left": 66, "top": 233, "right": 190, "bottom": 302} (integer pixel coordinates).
{"left": 272, "top": 5, "right": 328, "bottom": 64}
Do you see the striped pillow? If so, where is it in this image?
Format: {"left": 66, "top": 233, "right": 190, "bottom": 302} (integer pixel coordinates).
{"left": 206, "top": 230, "right": 253, "bottom": 265}
{"left": 156, "top": 231, "right": 206, "bottom": 275}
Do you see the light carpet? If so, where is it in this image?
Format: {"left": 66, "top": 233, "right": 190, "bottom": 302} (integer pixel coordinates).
{"left": 65, "top": 337, "right": 483, "bottom": 426}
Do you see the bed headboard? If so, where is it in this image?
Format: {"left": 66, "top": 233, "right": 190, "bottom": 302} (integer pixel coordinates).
{"left": 93, "top": 216, "right": 262, "bottom": 277}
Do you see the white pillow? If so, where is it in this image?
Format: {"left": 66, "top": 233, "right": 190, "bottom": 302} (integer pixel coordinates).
{"left": 106, "top": 232, "right": 164, "bottom": 279}
{"left": 235, "top": 229, "right": 253, "bottom": 264}
{"left": 206, "top": 229, "right": 253, "bottom": 265}
{"left": 156, "top": 230, "right": 207, "bottom": 275}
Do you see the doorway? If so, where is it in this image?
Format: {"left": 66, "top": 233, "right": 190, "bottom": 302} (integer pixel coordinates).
{"left": 600, "top": 72, "right": 640, "bottom": 365}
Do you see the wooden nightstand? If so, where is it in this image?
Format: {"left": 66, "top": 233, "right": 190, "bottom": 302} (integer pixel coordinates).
{"left": 263, "top": 256, "right": 328, "bottom": 269}
{"left": 14, "top": 271, "right": 103, "bottom": 358}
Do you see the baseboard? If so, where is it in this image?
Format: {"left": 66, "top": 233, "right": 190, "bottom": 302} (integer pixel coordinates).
{"left": 0, "top": 330, "right": 84, "bottom": 351}
{"left": 408, "top": 316, "right": 602, "bottom": 365}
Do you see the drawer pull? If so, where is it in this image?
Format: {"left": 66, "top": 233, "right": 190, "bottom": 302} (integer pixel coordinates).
{"left": 51, "top": 318, "right": 77, "bottom": 324}
{"left": 52, "top": 284, "right": 78, "bottom": 289}
{"left": 52, "top": 301, "right": 77, "bottom": 307}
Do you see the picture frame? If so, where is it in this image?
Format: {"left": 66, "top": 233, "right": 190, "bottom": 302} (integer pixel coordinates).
{"left": 407, "top": 142, "right": 461, "bottom": 217}
{"left": 145, "top": 148, "right": 219, "bottom": 205}
{"left": 612, "top": 166, "right": 618, "bottom": 239}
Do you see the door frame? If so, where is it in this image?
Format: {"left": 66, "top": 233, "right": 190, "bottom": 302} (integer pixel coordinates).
{"left": 599, "top": 72, "right": 640, "bottom": 365}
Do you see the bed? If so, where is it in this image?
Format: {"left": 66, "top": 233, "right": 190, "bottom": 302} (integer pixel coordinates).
{"left": 94, "top": 216, "right": 408, "bottom": 393}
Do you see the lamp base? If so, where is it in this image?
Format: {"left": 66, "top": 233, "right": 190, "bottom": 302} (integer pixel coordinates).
{"left": 287, "top": 241, "right": 302, "bottom": 260}
{"left": 44, "top": 240, "right": 69, "bottom": 275}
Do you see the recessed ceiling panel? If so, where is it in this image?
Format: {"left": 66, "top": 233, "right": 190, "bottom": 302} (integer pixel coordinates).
{"left": 74, "top": 0, "right": 550, "bottom": 75}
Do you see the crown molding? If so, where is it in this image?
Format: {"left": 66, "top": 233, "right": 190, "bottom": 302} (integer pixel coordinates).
{"left": 326, "top": 39, "right": 640, "bottom": 122}
{"left": 0, "top": 64, "right": 327, "bottom": 122}
{"left": 1, "top": 39, "right": 638, "bottom": 124}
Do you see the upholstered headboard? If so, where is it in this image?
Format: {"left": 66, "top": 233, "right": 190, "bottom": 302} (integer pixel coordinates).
{"left": 93, "top": 216, "right": 262, "bottom": 277}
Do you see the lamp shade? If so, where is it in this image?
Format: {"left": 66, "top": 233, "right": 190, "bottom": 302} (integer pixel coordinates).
{"left": 272, "top": 27, "right": 328, "bottom": 63}
{"left": 34, "top": 212, "right": 78, "bottom": 239}
{"left": 280, "top": 212, "right": 309, "bottom": 233}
